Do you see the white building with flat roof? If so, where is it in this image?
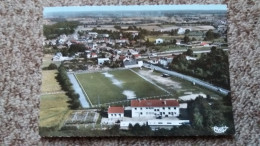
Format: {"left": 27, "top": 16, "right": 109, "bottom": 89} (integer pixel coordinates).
{"left": 98, "top": 58, "right": 110, "bottom": 65}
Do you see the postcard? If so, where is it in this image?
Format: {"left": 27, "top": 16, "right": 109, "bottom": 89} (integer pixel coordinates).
{"left": 40, "top": 4, "right": 235, "bottom": 137}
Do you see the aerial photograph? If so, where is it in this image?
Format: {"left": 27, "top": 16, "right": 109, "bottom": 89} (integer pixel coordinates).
{"left": 40, "top": 5, "right": 235, "bottom": 137}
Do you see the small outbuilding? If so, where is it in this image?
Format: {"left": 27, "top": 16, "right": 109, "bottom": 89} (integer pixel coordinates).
{"left": 108, "top": 106, "right": 124, "bottom": 119}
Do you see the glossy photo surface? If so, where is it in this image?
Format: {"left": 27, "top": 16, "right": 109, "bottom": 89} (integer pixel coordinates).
{"left": 40, "top": 5, "right": 234, "bottom": 137}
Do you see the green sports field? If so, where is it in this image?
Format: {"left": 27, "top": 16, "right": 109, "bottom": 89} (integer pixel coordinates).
{"left": 76, "top": 69, "right": 167, "bottom": 105}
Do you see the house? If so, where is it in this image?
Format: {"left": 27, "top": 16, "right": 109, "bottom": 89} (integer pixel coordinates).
{"left": 108, "top": 106, "right": 124, "bottom": 119}
{"left": 98, "top": 58, "right": 110, "bottom": 65}
{"left": 186, "top": 56, "right": 197, "bottom": 61}
{"left": 123, "top": 59, "right": 143, "bottom": 68}
{"left": 90, "top": 52, "right": 97, "bottom": 58}
{"left": 116, "top": 39, "right": 129, "bottom": 45}
{"left": 177, "top": 28, "right": 191, "bottom": 35}
{"left": 159, "top": 58, "right": 168, "bottom": 67}
{"left": 52, "top": 52, "right": 73, "bottom": 61}
{"left": 88, "top": 32, "right": 98, "bottom": 38}
{"left": 131, "top": 99, "right": 180, "bottom": 118}
{"left": 155, "top": 38, "right": 163, "bottom": 44}
{"left": 133, "top": 54, "right": 141, "bottom": 59}
{"left": 124, "top": 30, "right": 139, "bottom": 38}
{"left": 200, "top": 42, "right": 209, "bottom": 47}
{"left": 159, "top": 56, "right": 175, "bottom": 67}
{"left": 149, "top": 58, "right": 159, "bottom": 64}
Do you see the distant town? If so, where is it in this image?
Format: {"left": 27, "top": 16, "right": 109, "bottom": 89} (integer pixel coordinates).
{"left": 40, "top": 6, "right": 234, "bottom": 137}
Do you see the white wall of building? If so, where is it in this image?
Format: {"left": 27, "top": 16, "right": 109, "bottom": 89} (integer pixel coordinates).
{"left": 131, "top": 106, "right": 180, "bottom": 118}
{"left": 108, "top": 113, "right": 124, "bottom": 119}
{"left": 98, "top": 58, "right": 110, "bottom": 65}
{"left": 155, "top": 38, "right": 163, "bottom": 44}
{"left": 120, "top": 121, "right": 146, "bottom": 130}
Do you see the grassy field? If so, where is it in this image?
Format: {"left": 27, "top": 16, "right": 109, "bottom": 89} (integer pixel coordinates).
{"left": 133, "top": 68, "right": 224, "bottom": 99}
{"left": 76, "top": 69, "right": 166, "bottom": 105}
{"left": 41, "top": 70, "right": 62, "bottom": 93}
{"left": 39, "top": 93, "right": 71, "bottom": 128}
{"left": 42, "top": 54, "right": 53, "bottom": 68}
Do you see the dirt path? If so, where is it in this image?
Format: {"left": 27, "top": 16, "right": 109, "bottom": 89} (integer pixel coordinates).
{"left": 41, "top": 91, "right": 66, "bottom": 95}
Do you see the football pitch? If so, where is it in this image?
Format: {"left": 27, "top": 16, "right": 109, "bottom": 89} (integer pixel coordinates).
{"left": 75, "top": 69, "right": 168, "bottom": 105}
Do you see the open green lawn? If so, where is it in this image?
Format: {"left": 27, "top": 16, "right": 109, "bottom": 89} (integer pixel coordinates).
{"left": 76, "top": 69, "right": 166, "bottom": 105}
{"left": 41, "top": 70, "right": 62, "bottom": 93}
{"left": 39, "top": 93, "right": 71, "bottom": 128}
{"left": 42, "top": 54, "right": 53, "bottom": 68}
{"left": 111, "top": 70, "right": 166, "bottom": 97}
{"left": 76, "top": 72, "right": 123, "bottom": 105}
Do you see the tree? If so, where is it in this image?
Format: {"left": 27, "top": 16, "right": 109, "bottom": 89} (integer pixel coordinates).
{"left": 185, "top": 49, "right": 193, "bottom": 56}
{"left": 204, "top": 29, "right": 220, "bottom": 41}
{"left": 185, "top": 29, "right": 190, "bottom": 34}
{"left": 48, "top": 63, "right": 58, "bottom": 70}
{"left": 193, "top": 108, "right": 203, "bottom": 128}
{"left": 114, "top": 25, "right": 121, "bottom": 30}
{"left": 172, "top": 39, "right": 177, "bottom": 45}
{"left": 183, "top": 35, "right": 190, "bottom": 44}
{"left": 68, "top": 44, "right": 86, "bottom": 56}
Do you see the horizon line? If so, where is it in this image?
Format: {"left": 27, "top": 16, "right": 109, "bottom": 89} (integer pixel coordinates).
{"left": 44, "top": 5, "right": 227, "bottom": 15}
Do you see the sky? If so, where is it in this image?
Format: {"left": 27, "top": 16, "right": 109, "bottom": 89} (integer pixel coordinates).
{"left": 43, "top": 5, "right": 227, "bottom": 15}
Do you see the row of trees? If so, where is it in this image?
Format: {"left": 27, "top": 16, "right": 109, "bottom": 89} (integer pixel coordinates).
{"left": 43, "top": 21, "right": 79, "bottom": 40}
{"left": 56, "top": 64, "right": 81, "bottom": 109}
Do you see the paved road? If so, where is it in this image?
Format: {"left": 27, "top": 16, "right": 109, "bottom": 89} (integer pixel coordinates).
{"left": 143, "top": 63, "right": 230, "bottom": 95}
{"left": 141, "top": 48, "right": 228, "bottom": 58}
{"left": 67, "top": 73, "right": 90, "bottom": 108}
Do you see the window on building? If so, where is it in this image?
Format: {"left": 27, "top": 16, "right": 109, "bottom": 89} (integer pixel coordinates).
{"left": 154, "top": 109, "right": 156, "bottom": 111}
{"left": 174, "top": 107, "right": 176, "bottom": 110}
{"left": 158, "top": 122, "right": 163, "bottom": 124}
{"left": 140, "top": 112, "right": 142, "bottom": 115}
{"left": 168, "top": 107, "right": 171, "bottom": 110}
{"left": 111, "top": 114, "right": 113, "bottom": 116}
{"left": 135, "top": 108, "right": 137, "bottom": 110}
{"left": 168, "top": 112, "right": 171, "bottom": 114}
{"left": 163, "top": 107, "right": 165, "bottom": 110}
{"left": 119, "top": 114, "right": 121, "bottom": 116}
{"left": 140, "top": 108, "right": 142, "bottom": 110}
{"left": 163, "top": 112, "right": 165, "bottom": 114}
{"left": 167, "top": 122, "right": 171, "bottom": 124}
{"left": 157, "top": 109, "right": 159, "bottom": 111}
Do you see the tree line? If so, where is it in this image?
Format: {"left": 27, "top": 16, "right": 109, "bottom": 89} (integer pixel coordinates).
{"left": 43, "top": 21, "right": 79, "bottom": 40}
{"left": 169, "top": 47, "right": 230, "bottom": 89}
{"left": 56, "top": 64, "right": 81, "bottom": 109}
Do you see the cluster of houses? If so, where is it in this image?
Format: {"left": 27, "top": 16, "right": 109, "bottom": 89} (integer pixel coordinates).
{"left": 105, "top": 99, "right": 189, "bottom": 130}
{"left": 47, "top": 29, "right": 147, "bottom": 69}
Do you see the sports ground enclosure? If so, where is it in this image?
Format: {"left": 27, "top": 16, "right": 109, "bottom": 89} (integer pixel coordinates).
{"left": 75, "top": 69, "right": 170, "bottom": 106}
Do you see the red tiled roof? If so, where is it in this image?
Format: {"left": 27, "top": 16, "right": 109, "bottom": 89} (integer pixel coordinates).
{"left": 131, "top": 99, "right": 179, "bottom": 107}
{"left": 108, "top": 106, "right": 124, "bottom": 113}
